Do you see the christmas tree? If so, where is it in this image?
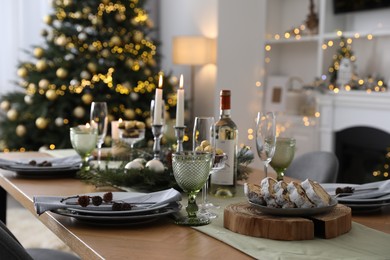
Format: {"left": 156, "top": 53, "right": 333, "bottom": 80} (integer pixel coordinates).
{"left": 327, "top": 36, "right": 355, "bottom": 85}
{"left": 0, "top": 0, "right": 178, "bottom": 151}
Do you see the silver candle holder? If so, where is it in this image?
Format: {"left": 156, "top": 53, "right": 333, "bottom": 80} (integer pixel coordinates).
{"left": 151, "top": 124, "right": 163, "bottom": 160}
{"left": 174, "top": 126, "right": 186, "bottom": 153}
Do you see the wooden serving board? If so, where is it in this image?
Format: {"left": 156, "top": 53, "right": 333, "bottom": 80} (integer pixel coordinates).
{"left": 224, "top": 202, "right": 352, "bottom": 241}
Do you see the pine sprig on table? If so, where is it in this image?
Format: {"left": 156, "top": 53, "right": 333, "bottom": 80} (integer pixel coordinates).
{"left": 237, "top": 145, "right": 255, "bottom": 181}
{"left": 77, "top": 146, "right": 254, "bottom": 192}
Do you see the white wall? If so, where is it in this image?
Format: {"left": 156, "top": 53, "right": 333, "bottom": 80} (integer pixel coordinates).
{"left": 159, "top": 0, "right": 218, "bottom": 119}
{"left": 160, "top": 0, "right": 266, "bottom": 154}
{"left": 0, "top": 0, "right": 50, "bottom": 94}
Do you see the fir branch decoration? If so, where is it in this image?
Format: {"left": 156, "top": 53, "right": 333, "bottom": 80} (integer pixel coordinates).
{"left": 237, "top": 145, "right": 254, "bottom": 181}
{"left": 77, "top": 146, "right": 254, "bottom": 192}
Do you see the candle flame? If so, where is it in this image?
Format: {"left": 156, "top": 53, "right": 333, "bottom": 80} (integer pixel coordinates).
{"left": 158, "top": 74, "right": 163, "bottom": 88}
{"left": 179, "top": 74, "right": 183, "bottom": 89}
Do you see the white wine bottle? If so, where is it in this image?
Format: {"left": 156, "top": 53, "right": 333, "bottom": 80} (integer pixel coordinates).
{"left": 210, "top": 90, "right": 238, "bottom": 198}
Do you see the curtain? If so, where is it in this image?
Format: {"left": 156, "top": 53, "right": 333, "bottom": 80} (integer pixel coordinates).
{"left": 0, "top": 0, "right": 50, "bottom": 95}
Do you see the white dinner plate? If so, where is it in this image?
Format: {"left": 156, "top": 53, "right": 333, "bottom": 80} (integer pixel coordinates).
{"left": 51, "top": 203, "right": 181, "bottom": 226}
{"left": 249, "top": 198, "right": 338, "bottom": 217}
{"left": 2, "top": 165, "right": 80, "bottom": 177}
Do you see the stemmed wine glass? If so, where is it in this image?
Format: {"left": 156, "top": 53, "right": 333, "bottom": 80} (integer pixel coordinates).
{"left": 270, "top": 137, "right": 296, "bottom": 181}
{"left": 70, "top": 125, "right": 97, "bottom": 171}
{"left": 172, "top": 151, "right": 213, "bottom": 226}
{"left": 256, "top": 112, "right": 276, "bottom": 178}
{"left": 90, "top": 102, "right": 108, "bottom": 166}
{"left": 193, "top": 117, "right": 218, "bottom": 219}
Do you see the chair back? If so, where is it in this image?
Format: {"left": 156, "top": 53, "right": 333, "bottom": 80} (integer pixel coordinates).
{"left": 284, "top": 151, "right": 339, "bottom": 183}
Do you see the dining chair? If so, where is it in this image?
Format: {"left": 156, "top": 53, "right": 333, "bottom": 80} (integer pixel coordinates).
{"left": 0, "top": 220, "right": 79, "bottom": 260}
{"left": 284, "top": 151, "right": 339, "bottom": 183}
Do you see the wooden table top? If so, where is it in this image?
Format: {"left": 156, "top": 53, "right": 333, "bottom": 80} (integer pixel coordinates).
{"left": 0, "top": 151, "right": 389, "bottom": 259}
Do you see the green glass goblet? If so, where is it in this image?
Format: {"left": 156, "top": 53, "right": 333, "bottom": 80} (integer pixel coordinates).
{"left": 269, "top": 137, "right": 296, "bottom": 181}
{"left": 172, "top": 152, "right": 213, "bottom": 226}
{"left": 70, "top": 126, "right": 98, "bottom": 171}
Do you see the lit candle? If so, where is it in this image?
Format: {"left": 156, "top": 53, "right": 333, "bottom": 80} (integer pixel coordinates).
{"left": 153, "top": 75, "right": 163, "bottom": 125}
{"left": 176, "top": 74, "right": 185, "bottom": 127}
{"left": 111, "top": 118, "right": 122, "bottom": 140}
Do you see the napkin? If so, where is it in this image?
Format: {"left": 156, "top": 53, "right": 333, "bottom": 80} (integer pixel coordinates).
{"left": 339, "top": 180, "right": 390, "bottom": 200}
{"left": 33, "top": 188, "right": 182, "bottom": 215}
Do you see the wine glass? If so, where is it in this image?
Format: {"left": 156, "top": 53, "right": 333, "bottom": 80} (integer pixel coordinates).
{"left": 270, "top": 137, "right": 296, "bottom": 181}
{"left": 256, "top": 112, "right": 276, "bottom": 178}
{"left": 193, "top": 117, "right": 218, "bottom": 218}
{"left": 70, "top": 126, "right": 97, "bottom": 171}
{"left": 90, "top": 102, "right": 108, "bottom": 166}
{"left": 172, "top": 151, "right": 213, "bottom": 226}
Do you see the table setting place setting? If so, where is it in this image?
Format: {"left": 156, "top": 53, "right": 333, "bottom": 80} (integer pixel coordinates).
{"left": 0, "top": 154, "right": 82, "bottom": 177}
{"left": 33, "top": 188, "right": 182, "bottom": 225}
{"left": 321, "top": 179, "right": 390, "bottom": 210}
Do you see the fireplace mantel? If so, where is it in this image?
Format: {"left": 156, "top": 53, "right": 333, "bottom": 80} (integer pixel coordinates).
{"left": 318, "top": 91, "right": 390, "bottom": 152}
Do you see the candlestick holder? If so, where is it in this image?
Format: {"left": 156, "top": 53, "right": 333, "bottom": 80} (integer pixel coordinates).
{"left": 174, "top": 126, "right": 186, "bottom": 153}
{"left": 152, "top": 124, "right": 163, "bottom": 160}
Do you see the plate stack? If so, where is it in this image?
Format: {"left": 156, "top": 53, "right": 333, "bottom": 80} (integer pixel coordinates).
{"left": 33, "top": 188, "right": 182, "bottom": 225}
{"left": 321, "top": 180, "right": 390, "bottom": 210}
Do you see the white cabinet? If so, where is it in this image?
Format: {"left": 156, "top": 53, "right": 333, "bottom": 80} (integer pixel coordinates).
{"left": 263, "top": 0, "right": 390, "bottom": 155}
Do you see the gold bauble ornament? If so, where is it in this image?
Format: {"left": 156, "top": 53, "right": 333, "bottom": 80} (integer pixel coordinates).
{"left": 17, "top": 67, "right": 28, "bottom": 78}
{"left": 63, "top": 0, "right": 73, "bottom": 6}
{"left": 133, "top": 31, "right": 143, "bottom": 42}
{"left": 56, "top": 68, "right": 68, "bottom": 79}
{"left": 27, "top": 83, "right": 36, "bottom": 92}
{"left": 43, "top": 15, "right": 52, "bottom": 25}
{"left": 55, "top": 35, "right": 67, "bottom": 46}
{"left": 55, "top": 117, "right": 64, "bottom": 127}
{"left": 110, "top": 36, "right": 122, "bottom": 46}
{"left": 101, "top": 49, "right": 110, "bottom": 58}
{"left": 45, "top": 89, "right": 57, "bottom": 101}
{"left": 24, "top": 95, "right": 33, "bottom": 105}
{"left": 81, "top": 93, "right": 93, "bottom": 104}
{"left": 124, "top": 109, "right": 135, "bottom": 119}
{"left": 16, "top": 125, "right": 27, "bottom": 137}
{"left": 35, "top": 117, "right": 48, "bottom": 129}
{"left": 33, "top": 47, "right": 44, "bottom": 58}
{"left": 73, "top": 106, "right": 85, "bottom": 118}
{"left": 80, "top": 71, "right": 91, "bottom": 80}
{"left": 36, "top": 60, "right": 47, "bottom": 72}
{"left": 87, "top": 62, "right": 97, "bottom": 73}
{"left": 38, "top": 79, "right": 50, "bottom": 90}
{"left": 7, "top": 109, "right": 18, "bottom": 121}
{"left": 0, "top": 100, "right": 11, "bottom": 111}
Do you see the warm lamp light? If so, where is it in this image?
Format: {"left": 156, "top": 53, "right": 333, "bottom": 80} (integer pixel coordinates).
{"left": 172, "top": 36, "right": 216, "bottom": 121}
{"left": 173, "top": 36, "right": 216, "bottom": 65}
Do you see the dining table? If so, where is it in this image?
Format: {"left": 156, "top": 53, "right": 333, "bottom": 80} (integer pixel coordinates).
{"left": 0, "top": 150, "right": 389, "bottom": 259}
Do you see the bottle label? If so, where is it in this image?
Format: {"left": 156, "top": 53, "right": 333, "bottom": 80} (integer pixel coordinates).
{"left": 211, "top": 139, "right": 235, "bottom": 185}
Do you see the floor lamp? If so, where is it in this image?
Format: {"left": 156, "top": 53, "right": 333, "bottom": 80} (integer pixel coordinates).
{"left": 172, "top": 36, "right": 216, "bottom": 122}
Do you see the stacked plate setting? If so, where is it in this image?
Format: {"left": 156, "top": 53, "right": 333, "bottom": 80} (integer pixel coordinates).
{"left": 34, "top": 189, "right": 182, "bottom": 225}
{"left": 321, "top": 180, "right": 390, "bottom": 210}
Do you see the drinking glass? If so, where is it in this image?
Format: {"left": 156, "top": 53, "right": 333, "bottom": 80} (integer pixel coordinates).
{"left": 172, "top": 152, "right": 213, "bottom": 226}
{"left": 193, "top": 117, "right": 218, "bottom": 218}
{"left": 70, "top": 126, "right": 97, "bottom": 171}
{"left": 256, "top": 112, "right": 276, "bottom": 178}
{"left": 90, "top": 102, "right": 108, "bottom": 166}
{"left": 119, "top": 126, "right": 145, "bottom": 149}
{"left": 270, "top": 137, "right": 296, "bottom": 181}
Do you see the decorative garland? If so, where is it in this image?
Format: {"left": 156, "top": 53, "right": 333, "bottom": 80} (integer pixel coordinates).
{"left": 77, "top": 145, "right": 254, "bottom": 192}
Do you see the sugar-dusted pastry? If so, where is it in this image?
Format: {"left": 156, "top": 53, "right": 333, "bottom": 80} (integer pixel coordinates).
{"left": 260, "top": 177, "right": 279, "bottom": 208}
{"left": 287, "top": 181, "right": 315, "bottom": 208}
{"left": 244, "top": 183, "right": 266, "bottom": 206}
{"left": 301, "top": 179, "right": 332, "bottom": 207}
{"left": 273, "top": 181, "right": 295, "bottom": 208}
